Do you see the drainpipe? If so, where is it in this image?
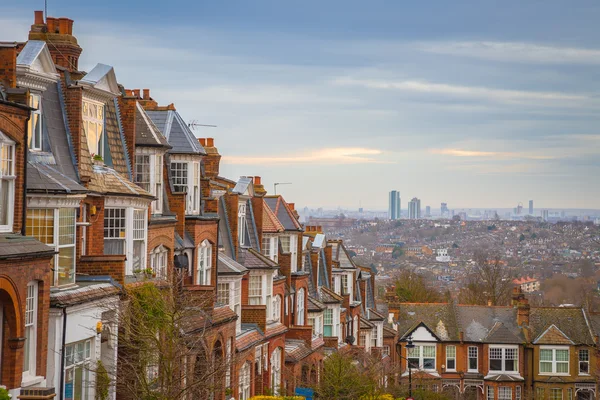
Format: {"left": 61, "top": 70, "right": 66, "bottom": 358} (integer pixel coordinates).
{"left": 21, "top": 112, "right": 31, "bottom": 236}
{"left": 59, "top": 308, "right": 68, "bottom": 400}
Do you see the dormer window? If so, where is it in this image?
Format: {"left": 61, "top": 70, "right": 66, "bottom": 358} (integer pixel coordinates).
{"left": 135, "top": 150, "right": 164, "bottom": 214}
{"left": 170, "top": 158, "right": 200, "bottom": 215}
{"left": 83, "top": 99, "right": 105, "bottom": 158}
{"left": 28, "top": 93, "right": 42, "bottom": 150}
{"left": 0, "top": 134, "right": 16, "bottom": 232}
{"left": 238, "top": 202, "right": 247, "bottom": 246}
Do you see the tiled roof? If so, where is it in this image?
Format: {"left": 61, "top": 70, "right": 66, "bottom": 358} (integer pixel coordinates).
{"left": 319, "top": 287, "right": 343, "bottom": 304}
{"left": 218, "top": 254, "right": 248, "bottom": 275}
{"left": 529, "top": 307, "right": 595, "bottom": 345}
{"left": 105, "top": 100, "right": 130, "bottom": 178}
{"left": 456, "top": 305, "right": 523, "bottom": 343}
{"left": 262, "top": 200, "right": 285, "bottom": 233}
{"left": 285, "top": 339, "right": 314, "bottom": 363}
{"left": 238, "top": 248, "right": 278, "bottom": 270}
{"left": 50, "top": 283, "right": 120, "bottom": 308}
{"left": 0, "top": 234, "right": 56, "bottom": 259}
{"left": 135, "top": 102, "right": 171, "bottom": 148}
{"left": 265, "top": 322, "right": 288, "bottom": 338}
{"left": 236, "top": 327, "right": 265, "bottom": 352}
{"left": 174, "top": 231, "right": 195, "bottom": 250}
{"left": 146, "top": 110, "right": 205, "bottom": 155}
{"left": 308, "top": 296, "right": 325, "bottom": 312}
{"left": 264, "top": 196, "right": 302, "bottom": 231}
{"left": 395, "top": 303, "right": 459, "bottom": 341}
{"left": 87, "top": 164, "right": 154, "bottom": 198}
{"left": 360, "top": 316, "right": 375, "bottom": 329}
{"left": 383, "top": 326, "right": 397, "bottom": 338}
{"left": 212, "top": 305, "right": 238, "bottom": 325}
{"left": 368, "top": 308, "right": 386, "bottom": 321}
{"left": 513, "top": 277, "right": 538, "bottom": 285}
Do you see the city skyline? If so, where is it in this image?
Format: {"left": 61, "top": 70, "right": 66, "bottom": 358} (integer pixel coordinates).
{"left": 2, "top": 1, "right": 599, "bottom": 209}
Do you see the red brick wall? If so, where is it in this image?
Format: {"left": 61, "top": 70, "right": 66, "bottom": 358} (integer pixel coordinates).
{"left": 118, "top": 96, "right": 137, "bottom": 168}
{"left": 251, "top": 196, "right": 263, "bottom": 247}
{"left": 61, "top": 79, "right": 87, "bottom": 181}
{"left": 78, "top": 255, "right": 126, "bottom": 286}
{"left": 324, "top": 245, "right": 333, "bottom": 288}
{"left": 0, "top": 45, "right": 17, "bottom": 88}
{"left": 147, "top": 221, "right": 176, "bottom": 280}
{"left": 82, "top": 197, "right": 105, "bottom": 256}
{"left": 186, "top": 218, "right": 218, "bottom": 287}
{"left": 241, "top": 305, "right": 267, "bottom": 333}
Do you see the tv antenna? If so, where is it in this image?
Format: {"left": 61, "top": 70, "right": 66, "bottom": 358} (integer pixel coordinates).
{"left": 188, "top": 120, "right": 217, "bottom": 130}
{"left": 274, "top": 182, "right": 292, "bottom": 195}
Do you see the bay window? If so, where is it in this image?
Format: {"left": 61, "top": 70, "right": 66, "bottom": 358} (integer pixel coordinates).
{"left": 487, "top": 387, "right": 494, "bottom": 400}
{"left": 296, "top": 288, "right": 305, "bottom": 325}
{"left": 64, "top": 339, "right": 92, "bottom": 400}
{"left": 82, "top": 99, "right": 104, "bottom": 158}
{"left": 446, "top": 345, "right": 456, "bottom": 371}
{"left": 23, "top": 282, "right": 38, "bottom": 379}
{"left": 271, "top": 348, "right": 282, "bottom": 395}
{"left": 27, "top": 207, "right": 77, "bottom": 286}
{"left": 324, "top": 309, "right": 333, "bottom": 336}
{"left": 249, "top": 273, "right": 273, "bottom": 319}
{"left": 239, "top": 362, "right": 251, "bottom": 400}
{"left": 280, "top": 236, "right": 290, "bottom": 252}
{"left": 219, "top": 278, "right": 242, "bottom": 334}
{"left": 262, "top": 235, "right": 278, "bottom": 262}
{"left": 196, "top": 240, "right": 212, "bottom": 285}
{"left": 104, "top": 205, "right": 148, "bottom": 275}
{"left": 238, "top": 202, "right": 247, "bottom": 246}
{"left": 170, "top": 158, "right": 200, "bottom": 214}
{"left": 135, "top": 151, "right": 164, "bottom": 215}
{"left": 0, "top": 134, "right": 15, "bottom": 232}
{"left": 371, "top": 327, "right": 377, "bottom": 348}
{"left": 468, "top": 346, "right": 478, "bottom": 372}
{"left": 498, "top": 387, "right": 512, "bottom": 400}
{"left": 540, "top": 347, "right": 569, "bottom": 375}
{"left": 28, "top": 93, "right": 42, "bottom": 150}
{"left": 150, "top": 245, "right": 168, "bottom": 278}
{"left": 407, "top": 344, "right": 436, "bottom": 371}
{"left": 489, "top": 346, "right": 518, "bottom": 373}
{"left": 550, "top": 389, "right": 563, "bottom": 400}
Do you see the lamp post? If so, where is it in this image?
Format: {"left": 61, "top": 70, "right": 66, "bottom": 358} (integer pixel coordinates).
{"left": 396, "top": 336, "right": 415, "bottom": 399}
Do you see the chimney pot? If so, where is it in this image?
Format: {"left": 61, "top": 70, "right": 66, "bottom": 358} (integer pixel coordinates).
{"left": 199, "top": 138, "right": 207, "bottom": 146}
{"left": 58, "top": 18, "right": 70, "bottom": 35}
{"left": 207, "top": 138, "right": 214, "bottom": 147}
{"left": 46, "top": 17, "right": 58, "bottom": 33}
{"left": 143, "top": 89, "right": 150, "bottom": 100}
{"left": 289, "top": 203, "right": 295, "bottom": 210}
{"left": 133, "top": 89, "right": 140, "bottom": 98}
{"left": 34, "top": 10, "right": 44, "bottom": 25}
{"left": 254, "top": 176, "right": 261, "bottom": 185}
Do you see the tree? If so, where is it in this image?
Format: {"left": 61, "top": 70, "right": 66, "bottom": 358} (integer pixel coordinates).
{"left": 392, "top": 246, "right": 404, "bottom": 259}
{"left": 313, "top": 352, "right": 379, "bottom": 400}
{"left": 395, "top": 270, "right": 442, "bottom": 303}
{"left": 458, "top": 252, "right": 514, "bottom": 306}
{"left": 111, "top": 280, "right": 233, "bottom": 400}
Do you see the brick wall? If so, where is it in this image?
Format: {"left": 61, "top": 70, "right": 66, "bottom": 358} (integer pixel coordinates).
{"left": 78, "top": 255, "right": 126, "bottom": 286}
{"left": 82, "top": 197, "right": 105, "bottom": 256}
{"left": 250, "top": 196, "right": 263, "bottom": 247}
{"left": 118, "top": 95, "right": 137, "bottom": 167}
{"left": 241, "top": 305, "right": 267, "bottom": 333}
{"left": 61, "top": 80, "right": 87, "bottom": 181}
{"left": 286, "top": 326, "right": 312, "bottom": 347}
{"left": 0, "top": 45, "right": 17, "bottom": 88}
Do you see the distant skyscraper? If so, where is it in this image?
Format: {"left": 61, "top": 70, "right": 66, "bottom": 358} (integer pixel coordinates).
{"left": 529, "top": 200, "right": 534, "bottom": 215}
{"left": 425, "top": 206, "right": 431, "bottom": 217}
{"left": 388, "top": 190, "right": 401, "bottom": 220}
{"left": 408, "top": 197, "right": 421, "bottom": 219}
{"left": 542, "top": 210, "right": 549, "bottom": 222}
{"left": 441, "top": 202, "right": 448, "bottom": 217}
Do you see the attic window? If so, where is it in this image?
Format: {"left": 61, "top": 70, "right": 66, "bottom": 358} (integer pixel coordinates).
{"left": 28, "top": 93, "right": 42, "bottom": 151}
{"left": 83, "top": 99, "right": 105, "bottom": 158}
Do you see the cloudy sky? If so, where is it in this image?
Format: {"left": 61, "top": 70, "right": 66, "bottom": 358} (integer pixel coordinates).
{"left": 3, "top": 1, "right": 600, "bottom": 210}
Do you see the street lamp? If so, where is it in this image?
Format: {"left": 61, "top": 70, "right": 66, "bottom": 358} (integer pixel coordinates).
{"left": 396, "top": 336, "right": 415, "bottom": 399}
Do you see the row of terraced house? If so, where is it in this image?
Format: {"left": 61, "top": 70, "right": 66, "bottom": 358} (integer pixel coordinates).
{"left": 0, "top": 11, "right": 398, "bottom": 399}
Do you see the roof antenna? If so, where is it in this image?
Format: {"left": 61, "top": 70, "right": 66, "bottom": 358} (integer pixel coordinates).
{"left": 188, "top": 120, "right": 217, "bottom": 130}
{"left": 274, "top": 182, "right": 292, "bottom": 195}
{"left": 45, "top": 0, "right": 47, "bottom": 21}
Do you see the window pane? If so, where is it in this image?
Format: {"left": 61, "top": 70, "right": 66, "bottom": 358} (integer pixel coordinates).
{"left": 59, "top": 208, "right": 76, "bottom": 245}
{"left": 57, "top": 246, "right": 75, "bottom": 286}
{"left": 26, "top": 208, "right": 54, "bottom": 244}
{"left": 556, "top": 350, "right": 569, "bottom": 361}
{"left": 540, "top": 361, "right": 553, "bottom": 373}
{"left": 540, "top": 349, "right": 553, "bottom": 361}
{"left": 556, "top": 362, "right": 568, "bottom": 373}
{"left": 446, "top": 346, "right": 456, "bottom": 358}
{"left": 135, "top": 155, "right": 151, "bottom": 192}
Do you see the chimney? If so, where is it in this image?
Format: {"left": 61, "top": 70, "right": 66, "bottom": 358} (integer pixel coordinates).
{"left": 202, "top": 137, "right": 221, "bottom": 179}
{"left": 207, "top": 138, "right": 214, "bottom": 147}
{"left": 0, "top": 44, "right": 17, "bottom": 88}
{"left": 289, "top": 203, "right": 295, "bottom": 211}
{"left": 143, "top": 89, "right": 150, "bottom": 100}
{"left": 29, "top": 11, "right": 82, "bottom": 71}
{"left": 34, "top": 10, "right": 44, "bottom": 25}
{"left": 254, "top": 176, "right": 261, "bottom": 185}
{"left": 133, "top": 89, "right": 140, "bottom": 98}
{"left": 459, "top": 331, "right": 464, "bottom": 343}
{"left": 517, "top": 297, "right": 530, "bottom": 327}
{"left": 199, "top": 138, "right": 206, "bottom": 146}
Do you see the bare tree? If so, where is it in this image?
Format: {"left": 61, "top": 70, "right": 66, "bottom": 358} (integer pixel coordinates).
{"left": 459, "top": 252, "right": 514, "bottom": 306}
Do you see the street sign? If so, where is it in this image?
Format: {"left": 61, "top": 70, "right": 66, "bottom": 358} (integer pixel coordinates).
{"left": 295, "top": 387, "right": 314, "bottom": 399}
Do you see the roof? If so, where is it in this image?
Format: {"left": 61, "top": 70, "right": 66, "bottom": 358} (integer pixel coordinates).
{"left": 264, "top": 196, "right": 302, "bottom": 231}
{"left": 87, "top": 164, "right": 154, "bottom": 198}
{"left": 395, "top": 303, "right": 459, "bottom": 341}
{"left": 50, "top": 282, "right": 120, "bottom": 308}
{"left": 16, "top": 40, "right": 57, "bottom": 76}
{"left": 238, "top": 248, "right": 278, "bottom": 270}
{"left": 285, "top": 339, "right": 315, "bottom": 363}
{"left": 27, "top": 162, "right": 86, "bottom": 194}
{"left": 236, "top": 326, "right": 265, "bottom": 352}
{"left": 174, "top": 231, "right": 195, "bottom": 250}
{"left": 529, "top": 307, "right": 595, "bottom": 345}
{"left": 218, "top": 254, "right": 248, "bottom": 275}
{"left": 0, "top": 234, "right": 56, "bottom": 259}
{"left": 513, "top": 277, "right": 538, "bottom": 285}
{"left": 232, "top": 177, "right": 254, "bottom": 196}
{"left": 135, "top": 102, "right": 171, "bottom": 148}
{"left": 319, "top": 287, "right": 343, "bottom": 304}
{"left": 308, "top": 296, "right": 326, "bottom": 312}
{"left": 456, "top": 305, "right": 523, "bottom": 344}
{"left": 146, "top": 109, "right": 205, "bottom": 155}
{"left": 262, "top": 200, "right": 285, "bottom": 233}
{"left": 79, "top": 63, "right": 120, "bottom": 95}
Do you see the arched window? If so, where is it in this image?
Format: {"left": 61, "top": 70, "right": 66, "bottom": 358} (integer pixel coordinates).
{"left": 272, "top": 295, "right": 281, "bottom": 322}
{"left": 0, "top": 132, "right": 16, "bottom": 232}
{"left": 150, "top": 245, "right": 168, "bottom": 278}
{"left": 271, "top": 347, "right": 282, "bottom": 394}
{"left": 197, "top": 240, "right": 212, "bottom": 285}
{"left": 297, "top": 288, "right": 305, "bottom": 325}
{"left": 239, "top": 361, "right": 251, "bottom": 400}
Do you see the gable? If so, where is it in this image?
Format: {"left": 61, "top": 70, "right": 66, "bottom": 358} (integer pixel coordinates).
{"left": 17, "top": 40, "right": 57, "bottom": 76}
{"left": 534, "top": 324, "right": 574, "bottom": 345}
{"left": 410, "top": 324, "right": 439, "bottom": 342}
{"left": 80, "top": 63, "right": 120, "bottom": 96}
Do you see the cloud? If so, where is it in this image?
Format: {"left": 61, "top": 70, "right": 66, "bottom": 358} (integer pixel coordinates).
{"left": 416, "top": 41, "right": 600, "bottom": 65}
{"left": 222, "top": 147, "right": 388, "bottom": 165}
{"left": 332, "top": 77, "right": 589, "bottom": 106}
{"left": 430, "top": 148, "right": 556, "bottom": 160}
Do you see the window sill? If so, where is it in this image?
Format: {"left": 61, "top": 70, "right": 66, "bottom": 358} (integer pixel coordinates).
{"left": 539, "top": 373, "right": 570, "bottom": 376}
{"left": 578, "top": 373, "right": 591, "bottom": 376}
{"left": 21, "top": 374, "right": 45, "bottom": 388}
{"left": 467, "top": 370, "right": 479, "bottom": 373}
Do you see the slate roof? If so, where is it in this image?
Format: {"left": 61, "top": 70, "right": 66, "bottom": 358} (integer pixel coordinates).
{"left": 308, "top": 296, "right": 326, "bottom": 312}
{"left": 27, "top": 162, "right": 86, "bottom": 194}
{"left": 236, "top": 326, "right": 265, "bottom": 352}
{"left": 232, "top": 177, "right": 253, "bottom": 195}
{"left": 0, "top": 234, "right": 56, "bottom": 259}
{"left": 264, "top": 196, "right": 302, "bottom": 231}
{"left": 237, "top": 248, "right": 278, "bottom": 270}
{"left": 87, "top": 164, "right": 154, "bottom": 198}
{"left": 319, "top": 287, "right": 343, "bottom": 304}
{"left": 218, "top": 254, "right": 248, "bottom": 275}
{"left": 395, "top": 303, "right": 459, "bottom": 341}
{"left": 456, "top": 306, "right": 523, "bottom": 344}
{"left": 337, "top": 243, "right": 357, "bottom": 269}
{"left": 528, "top": 307, "right": 595, "bottom": 345}
{"left": 174, "top": 231, "right": 195, "bottom": 250}
{"left": 50, "top": 282, "right": 120, "bottom": 308}
{"left": 104, "top": 99, "right": 130, "bottom": 178}
{"left": 146, "top": 110, "right": 205, "bottom": 155}
{"left": 360, "top": 316, "right": 375, "bottom": 329}
{"left": 218, "top": 196, "right": 235, "bottom": 259}
{"left": 135, "top": 102, "right": 171, "bottom": 148}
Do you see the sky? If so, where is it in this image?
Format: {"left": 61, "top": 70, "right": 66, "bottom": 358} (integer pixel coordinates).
{"left": 2, "top": 1, "right": 600, "bottom": 211}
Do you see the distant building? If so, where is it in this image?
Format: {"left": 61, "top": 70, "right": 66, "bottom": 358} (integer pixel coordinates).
{"left": 408, "top": 197, "right": 421, "bottom": 219}
{"left": 425, "top": 205, "right": 431, "bottom": 217}
{"left": 388, "top": 190, "right": 401, "bottom": 220}
{"left": 513, "top": 276, "right": 540, "bottom": 293}
{"left": 441, "top": 202, "right": 449, "bottom": 217}
{"left": 542, "top": 210, "right": 549, "bottom": 222}
{"left": 529, "top": 200, "right": 534, "bottom": 215}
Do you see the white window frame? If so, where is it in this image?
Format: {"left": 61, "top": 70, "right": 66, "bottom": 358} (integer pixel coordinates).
{"left": 170, "top": 157, "right": 200, "bottom": 215}
{"left": 239, "top": 362, "right": 251, "bottom": 400}
{"left": 468, "top": 346, "right": 478, "bottom": 372}
{"left": 196, "top": 240, "right": 212, "bottom": 285}
{"left": 489, "top": 345, "right": 519, "bottom": 374}
{"left": 249, "top": 272, "right": 273, "bottom": 320}
{"left": 23, "top": 281, "right": 38, "bottom": 380}
{"left": 150, "top": 245, "right": 168, "bottom": 278}
{"left": 271, "top": 347, "right": 282, "bottom": 395}
{"left": 324, "top": 308, "right": 334, "bottom": 337}
{"left": 272, "top": 295, "right": 282, "bottom": 322}
{"left": 579, "top": 348, "right": 590, "bottom": 375}
{"left": 290, "top": 234, "right": 298, "bottom": 272}
{"left": 104, "top": 206, "right": 148, "bottom": 276}
{"left": 238, "top": 202, "right": 247, "bottom": 246}
{"left": 498, "top": 386, "right": 512, "bottom": 400}
{"left": 220, "top": 277, "right": 242, "bottom": 334}
{"left": 407, "top": 344, "right": 436, "bottom": 371}
{"left": 487, "top": 386, "right": 494, "bottom": 400}
{"left": 296, "top": 288, "right": 305, "bottom": 325}
{"left": 262, "top": 235, "right": 278, "bottom": 262}
{"left": 445, "top": 345, "right": 456, "bottom": 371}
{"left": 135, "top": 149, "right": 164, "bottom": 214}
{"left": 539, "top": 346, "right": 569, "bottom": 376}
{"left": 516, "top": 386, "right": 522, "bottom": 400}
{"left": 333, "top": 275, "right": 341, "bottom": 295}
{"left": 28, "top": 93, "right": 42, "bottom": 151}
{"left": 0, "top": 134, "right": 15, "bottom": 232}
{"left": 64, "top": 339, "right": 92, "bottom": 400}
{"left": 82, "top": 98, "right": 105, "bottom": 158}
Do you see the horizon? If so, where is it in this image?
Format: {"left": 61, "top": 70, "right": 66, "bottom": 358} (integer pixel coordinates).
{"left": 2, "top": 1, "right": 599, "bottom": 209}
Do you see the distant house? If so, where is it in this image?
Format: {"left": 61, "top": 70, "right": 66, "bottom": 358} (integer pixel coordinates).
{"left": 513, "top": 276, "right": 540, "bottom": 293}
